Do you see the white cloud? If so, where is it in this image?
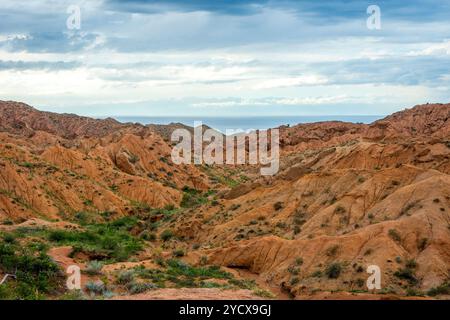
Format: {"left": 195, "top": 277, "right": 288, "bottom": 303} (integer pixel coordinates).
{"left": 407, "top": 40, "right": 450, "bottom": 56}
{"left": 273, "top": 95, "right": 349, "bottom": 105}
{"left": 0, "top": 34, "right": 31, "bottom": 42}
{"left": 253, "top": 75, "right": 328, "bottom": 90}
{"left": 191, "top": 95, "right": 350, "bottom": 108}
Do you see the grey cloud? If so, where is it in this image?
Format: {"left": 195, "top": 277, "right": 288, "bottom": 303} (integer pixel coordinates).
{"left": 0, "top": 60, "right": 81, "bottom": 71}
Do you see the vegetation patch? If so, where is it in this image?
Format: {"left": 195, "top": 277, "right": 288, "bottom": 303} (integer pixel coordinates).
{"left": 0, "top": 240, "right": 64, "bottom": 299}
{"left": 180, "top": 187, "right": 211, "bottom": 208}
{"left": 325, "top": 263, "right": 342, "bottom": 279}
{"left": 427, "top": 282, "right": 450, "bottom": 296}
{"left": 37, "top": 217, "right": 143, "bottom": 262}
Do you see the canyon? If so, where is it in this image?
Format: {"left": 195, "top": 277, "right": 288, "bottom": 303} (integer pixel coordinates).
{"left": 0, "top": 100, "right": 449, "bottom": 300}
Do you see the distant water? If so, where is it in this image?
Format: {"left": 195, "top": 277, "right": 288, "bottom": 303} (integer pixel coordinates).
{"left": 114, "top": 115, "right": 384, "bottom": 133}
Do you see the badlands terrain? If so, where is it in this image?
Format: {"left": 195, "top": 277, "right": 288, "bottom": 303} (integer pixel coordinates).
{"left": 0, "top": 100, "right": 449, "bottom": 300}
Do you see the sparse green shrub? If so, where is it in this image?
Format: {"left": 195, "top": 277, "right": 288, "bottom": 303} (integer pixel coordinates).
{"left": 405, "top": 259, "right": 417, "bottom": 269}
{"left": 85, "top": 281, "right": 105, "bottom": 295}
{"left": 288, "top": 266, "right": 300, "bottom": 275}
{"left": 290, "top": 277, "right": 299, "bottom": 286}
{"left": 356, "top": 278, "right": 365, "bottom": 287}
{"left": 273, "top": 202, "right": 283, "bottom": 211}
{"left": 58, "top": 290, "right": 87, "bottom": 300}
{"left": 84, "top": 260, "right": 103, "bottom": 275}
{"left": 388, "top": 229, "right": 401, "bottom": 242}
{"left": 128, "top": 154, "right": 139, "bottom": 164}
{"left": 334, "top": 206, "right": 346, "bottom": 214}
{"left": 427, "top": 282, "right": 450, "bottom": 296}
{"left": 83, "top": 199, "right": 93, "bottom": 206}
{"left": 417, "top": 238, "right": 428, "bottom": 251}
{"left": 2, "top": 219, "right": 14, "bottom": 226}
{"left": 326, "top": 245, "right": 339, "bottom": 257}
{"left": 180, "top": 187, "right": 208, "bottom": 208}
{"left": 116, "top": 270, "right": 135, "bottom": 285}
{"left": 230, "top": 204, "right": 241, "bottom": 211}
{"left": 311, "top": 270, "right": 322, "bottom": 278}
{"left": 139, "top": 230, "right": 156, "bottom": 241}
{"left": 325, "top": 263, "right": 342, "bottom": 279}
{"left": 166, "top": 259, "right": 231, "bottom": 279}
{"left": 2, "top": 233, "right": 16, "bottom": 244}
{"left": 406, "top": 288, "right": 424, "bottom": 296}
{"left": 400, "top": 201, "right": 418, "bottom": 216}
{"left": 160, "top": 229, "right": 174, "bottom": 242}
{"left": 128, "top": 282, "right": 157, "bottom": 294}
{"left": 48, "top": 230, "right": 70, "bottom": 242}
{"left": 172, "top": 249, "right": 185, "bottom": 257}
{"left": 276, "top": 222, "right": 287, "bottom": 229}
{"left": 394, "top": 268, "right": 417, "bottom": 285}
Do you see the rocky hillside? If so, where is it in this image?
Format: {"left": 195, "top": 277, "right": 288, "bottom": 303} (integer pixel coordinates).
{"left": 0, "top": 101, "right": 209, "bottom": 221}
{"left": 0, "top": 101, "right": 449, "bottom": 300}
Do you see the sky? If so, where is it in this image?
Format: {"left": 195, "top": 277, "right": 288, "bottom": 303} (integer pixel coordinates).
{"left": 0, "top": 0, "right": 449, "bottom": 116}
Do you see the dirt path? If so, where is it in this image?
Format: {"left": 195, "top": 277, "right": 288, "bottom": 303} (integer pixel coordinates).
{"left": 47, "top": 246, "right": 91, "bottom": 290}
{"left": 111, "top": 288, "right": 262, "bottom": 300}
{"left": 230, "top": 268, "right": 291, "bottom": 300}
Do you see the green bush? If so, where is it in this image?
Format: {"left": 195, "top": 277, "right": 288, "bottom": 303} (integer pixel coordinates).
{"left": 84, "top": 261, "right": 103, "bottom": 275}
{"left": 326, "top": 245, "right": 339, "bottom": 257}
{"left": 287, "top": 266, "right": 300, "bottom": 275}
{"left": 128, "top": 282, "right": 157, "bottom": 294}
{"left": 356, "top": 278, "right": 365, "bottom": 287}
{"left": 0, "top": 242, "right": 63, "bottom": 299}
{"left": 139, "top": 230, "right": 156, "bottom": 241}
{"left": 180, "top": 187, "right": 208, "bottom": 208}
{"left": 394, "top": 268, "right": 417, "bottom": 285}
{"left": 116, "top": 270, "right": 135, "bottom": 285}
{"left": 273, "top": 202, "right": 283, "bottom": 211}
{"left": 290, "top": 277, "right": 299, "bottom": 285}
{"left": 325, "top": 263, "right": 342, "bottom": 279}
{"left": 2, "top": 233, "right": 16, "bottom": 244}
{"left": 406, "top": 288, "right": 423, "bottom": 296}
{"left": 128, "top": 154, "right": 139, "bottom": 164}
{"left": 276, "top": 222, "right": 287, "bottom": 229}
{"left": 334, "top": 206, "right": 346, "bottom": 214}
{"left": 311, "top": 270, "right": 322, "bottom": 278}
{"left": 172, "top": 249, "right": 185, "bottom": 257}
{"left": 427, "top": 282, "right": 450, "bottom": 296}
{"left": 85, "top": 281, "right": 105, "bottom": 295}
{"left": 166, "top": 259, "right": 231, "bottom": 279}
{"left": 405, "top": 259, "right": 417, "bottom": 269}
{"left": 160, "top": 229, "right": 174, "bottom": 242}
{"left": 388, "top": 229, "right": 401, "bottom": 242}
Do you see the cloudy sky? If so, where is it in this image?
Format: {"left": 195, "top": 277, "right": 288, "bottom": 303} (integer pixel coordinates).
{"left": 0, "top": 0, "right": 449, "bottom": 116}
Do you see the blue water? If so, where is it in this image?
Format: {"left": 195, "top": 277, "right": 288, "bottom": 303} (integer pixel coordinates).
{"left": 114, "top": 115, "right": 384, "bottom": 133}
